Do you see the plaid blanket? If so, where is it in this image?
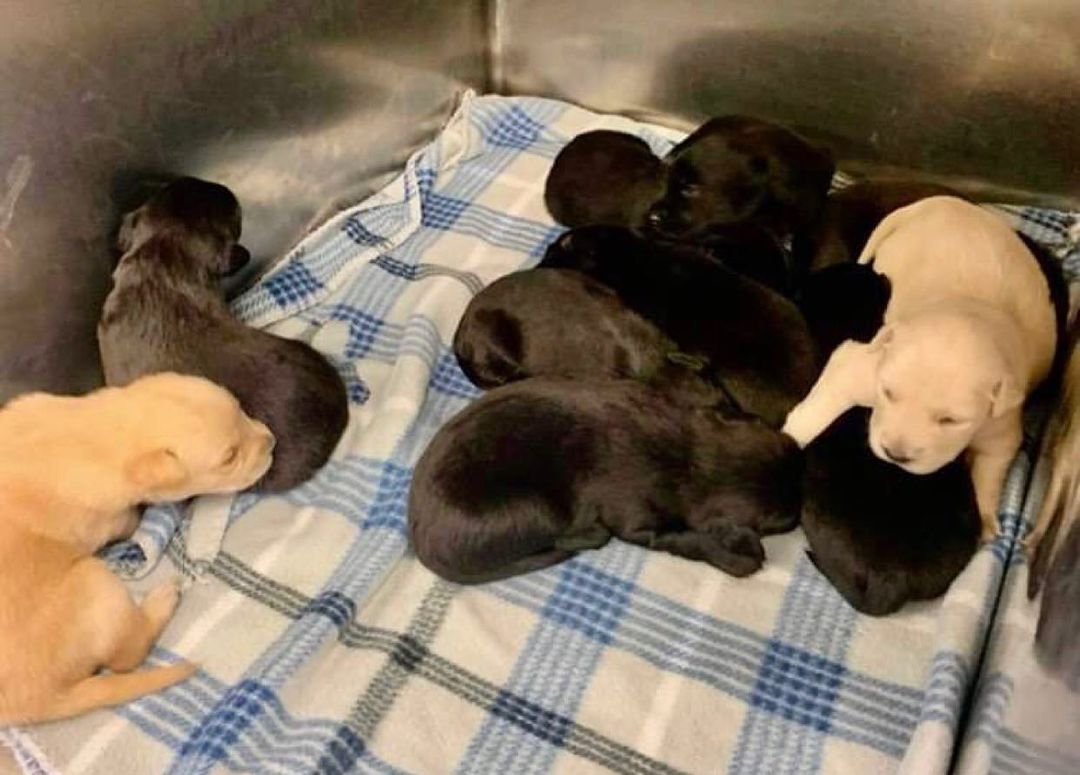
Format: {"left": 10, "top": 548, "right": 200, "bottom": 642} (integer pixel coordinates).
{"left": 4, "top": 93, "right": 1079, "bottom": 775}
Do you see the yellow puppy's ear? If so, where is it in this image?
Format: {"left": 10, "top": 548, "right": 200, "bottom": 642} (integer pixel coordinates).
{"left": 867, "top": 324, "right": 895, "bottom": 353}
{"left": 990, "top": 375, "right": 1025, "bottom": 418}
{"left": 126, "top": 448, "right": 187, "bottom": 494}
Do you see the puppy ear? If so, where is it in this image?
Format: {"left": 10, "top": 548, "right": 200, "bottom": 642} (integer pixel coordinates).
{"left": 126, "top": 448, "right": 187, "bottom": 495}
{"left": 866, "top": 324, "right": 895, "bottom": 353}
{"left": 990, "top": 375, "right": 1025, "bottom": 418}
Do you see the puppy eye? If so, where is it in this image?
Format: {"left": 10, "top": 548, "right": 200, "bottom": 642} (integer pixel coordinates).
{"left": 882, "top": 387, "right": 895, "bottom": 402}
{"left": 680, "top": 184, "right": 701, "bottom": 197}
{"left": 936, "top": 416, "right": 960, "bottom": 426}
{"left": 220, "top": 446, "right": 239, "bottom": 466}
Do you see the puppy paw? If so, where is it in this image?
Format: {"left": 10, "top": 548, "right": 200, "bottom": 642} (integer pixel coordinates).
{"left": 142, "top": 578, "right": 182, "bottom": 622}
{"left": 780, "top": 408, "right": 815, "bottom": 448}
{"left": 707, "top": 525, "right": 766, "bottom": 578}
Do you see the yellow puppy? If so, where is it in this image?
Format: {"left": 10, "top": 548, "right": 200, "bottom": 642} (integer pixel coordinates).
{"left": 784, "top": 196, "right": 1056, "bottom": 541}
{"left": 0, "top": 372, "right": 274, "bottom": 725}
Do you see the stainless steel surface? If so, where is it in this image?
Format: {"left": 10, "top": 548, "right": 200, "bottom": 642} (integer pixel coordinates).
{"left": 3, "top": 0, "right": 1078, "bottom": 399}
{"left": 0, "top": 1, "right": 486, "bottom": 398}
{"left": 495, "top": 0, "right": 1080, "bottom": 207}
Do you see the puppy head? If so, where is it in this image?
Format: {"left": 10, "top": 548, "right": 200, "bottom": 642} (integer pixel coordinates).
{"left": 866, "top": 316, "right": 1023, "bottom": 474}
{"left": 116, "top": 177, "right": 250, "bottom": 276}
{"left": 642, "top": 116, "right": 834, "bottom": 239}
{"left": 120, "top": 373, "right": 275, "bottom": 502}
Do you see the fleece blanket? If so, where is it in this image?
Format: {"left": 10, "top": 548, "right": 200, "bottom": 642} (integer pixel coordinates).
{"left": 3, "top": 93, "right": 1079, "bottom": 775}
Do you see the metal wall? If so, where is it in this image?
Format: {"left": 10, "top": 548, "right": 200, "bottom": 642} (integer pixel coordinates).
{"left": 494, "top": 0, "right": 1080, "bottom": 206}
{"left": 3, "top": 1, "right": 1078, "bottom": 398}
{"left": 0, "top": 1, "right": 487, "bottom": 399}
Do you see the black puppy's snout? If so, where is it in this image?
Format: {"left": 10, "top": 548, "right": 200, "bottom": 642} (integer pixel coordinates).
{"left": 646, "top": 207, "right": 666, "bottom": 226}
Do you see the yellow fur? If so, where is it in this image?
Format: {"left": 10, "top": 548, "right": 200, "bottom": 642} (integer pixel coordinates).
{"left": 0, "top": 372, "right": 274, "bottom": 725}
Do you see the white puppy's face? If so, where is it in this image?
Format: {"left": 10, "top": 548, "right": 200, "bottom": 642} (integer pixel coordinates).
{"left": 121, "top": 373, "right": 276, "bottom": 501}
{"left": 866, "top": 319, "right": 1022, "bottom": 474}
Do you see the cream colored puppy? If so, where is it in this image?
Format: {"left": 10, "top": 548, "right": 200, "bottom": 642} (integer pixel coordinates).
{"left": 0, "top": 372, "right": 274, "bottom": 725}
{"left": 784, "top": 196, "right": 1056, "bottom": 541}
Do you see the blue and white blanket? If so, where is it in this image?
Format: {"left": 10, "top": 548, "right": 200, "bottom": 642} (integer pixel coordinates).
{"left": 4, "top": 93, "right": 1079, "bottom": 775}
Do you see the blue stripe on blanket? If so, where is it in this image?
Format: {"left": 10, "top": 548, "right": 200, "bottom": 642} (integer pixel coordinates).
{"left": 459, "top": 545, "right": 646, "bottom": 775}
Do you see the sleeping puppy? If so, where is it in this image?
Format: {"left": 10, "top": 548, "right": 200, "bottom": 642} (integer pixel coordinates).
{"left": 793, "top": 180, "right": 960, "bottom": 274}
{"left": 408, "top": 378, "right": 802, "bottom": 583}
{"left": 454, "top": 268, "right": 673, "bottom": 388}
{"left": 453, "top": 267, "right": 723, "bottom": 404}
{"left": 803, "top": 409, "right": 980, "bottom": 615}
{"left": 98, "top": 177, "right": 349, "bottom": 492}
{"left": 783, "top": 197, "right": 1058, "bottom": 541}
{"left": 540, "top": 225, "right": 819, "bottom": 426}
{"left": 641, "top": 115, "right": 834, "bottom": 265}
{"left": 0, "top": 372, "right": 274, "bottom": 725}
{"left": 544, "top": 130, "right": 664, "bottom": 228}
{"left": 798, "top": 264, "right": 980, "bottom": 615}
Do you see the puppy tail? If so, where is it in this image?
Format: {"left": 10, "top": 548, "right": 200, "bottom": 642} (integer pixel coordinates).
{"left": 855, "top": 198, "right": 929, "bottom": 265}
{"left": 8, "top": 662, "right": 197, "bottom": 725}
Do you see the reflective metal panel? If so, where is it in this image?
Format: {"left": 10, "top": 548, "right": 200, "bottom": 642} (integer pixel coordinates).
{"left": 0, "top": 1, "right": 486, "bottom": 398}
{"left": 495, "top": 0, "right": 1080, "bottom": 207}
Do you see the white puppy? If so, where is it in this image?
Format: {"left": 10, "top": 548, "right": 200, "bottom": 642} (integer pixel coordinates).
{"left": 784, "top": 196, "right": 1056, "bottom": 540}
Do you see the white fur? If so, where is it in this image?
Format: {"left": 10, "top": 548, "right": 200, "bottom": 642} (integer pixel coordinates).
{"left": 784, "top": 196, "right": 1056, "bottom": 540}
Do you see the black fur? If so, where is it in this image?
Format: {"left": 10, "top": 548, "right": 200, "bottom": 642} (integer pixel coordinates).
{"left": 793, "top": 180, "right": 959, "bottom": 274}
{"left": 544, "top": 130, "right": 664, "bottom": 229}
{"left": 1016, "top": 232, "right": 1072, "bottom": 408}
{"left": 455, "top": 268, "right": 671, "bottom": 388}
{"left": 408, "top": 378, "right": 802, "bottom": 583}
{"left": 641, "top": 116, "right": 834, "bottom": 276}
{"left": 539, "top": 225, "right": 818, "bottom": 426}
{"left": 98, "top": 177, "right": 349, "bottom": 492}
{"left": 802, "top": 409, "right": 980, "bottom": 615}
{"left": 695, "top": 222, "right": 792, "bottom": 296}
{"left": 797, "top": 262, "right": 980, "bottom": 615}
{"left": 453, "top": 267, "right": 726, "bottom": 405}
{"left": 797, "top": 263, "right": 892, "bottom": 365}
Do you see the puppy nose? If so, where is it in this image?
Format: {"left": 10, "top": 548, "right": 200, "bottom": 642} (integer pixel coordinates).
{"left": 882, "top": 445, "right": 912, "bottom": 464}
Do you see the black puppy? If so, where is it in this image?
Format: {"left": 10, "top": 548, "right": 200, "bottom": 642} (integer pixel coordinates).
{"left": 98, "top": 177, "right": 349, "bottom": 492}
{"left": 408, "top": 378, "right": 802, "bottom": 583}
{"left": 454, "top": 268, "right": 673, "bottom": 387}
{"left": 453, "top": 267, "right": 725, "bottom": 405}
{"left": 539, "top": 225, "right": 818, "bottom": 427}
{"left": 543, "top": 127, "right": 791, "bottom": 294}
{"left": 797, "top": 263, "right": 980, "bottom": 615}
{"left": 642, "top": 116, "right": 834, "bottom": 260}
{"left": 802, "top": 409, "right": 980, "bottom": 615}
{"left": 544, "top": 130, "right": 665, "bottom": 229}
